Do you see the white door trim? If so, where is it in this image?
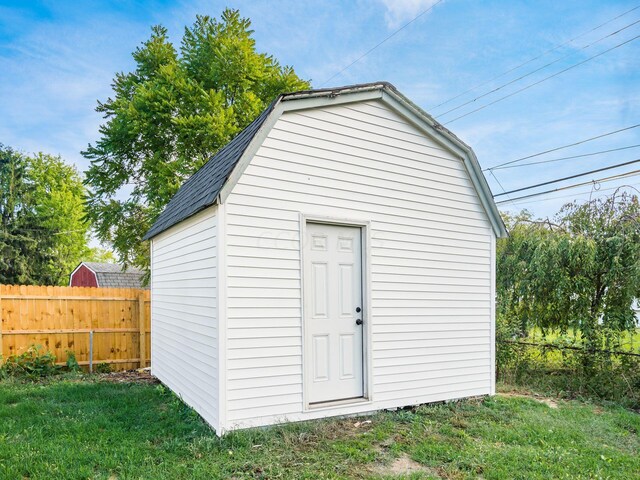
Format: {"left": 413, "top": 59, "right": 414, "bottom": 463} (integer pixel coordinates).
{"left": 300, "top": 214, "right": 373, "bottom": 411}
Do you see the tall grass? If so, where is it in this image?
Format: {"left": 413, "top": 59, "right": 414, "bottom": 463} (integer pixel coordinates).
{"left": 497, "top": 339, "right": 640, "bottom": 409}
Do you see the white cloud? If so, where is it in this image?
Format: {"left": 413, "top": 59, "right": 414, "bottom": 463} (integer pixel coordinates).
{"left": 378, "top": 0, "right": 441, "bottom": 28}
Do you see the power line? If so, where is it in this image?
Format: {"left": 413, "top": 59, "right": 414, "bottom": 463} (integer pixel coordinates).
{"left": 488, "top": 169, "right": 516, "bottom": 204}
{"left": 497, "top": 171, "right": 640, "bottom": 205}
{"left": 495, "top": 169, "right": 640, "bottom": 205}
{"left": 428, "top": 4, "right": 640, "bottom": 112}
{"left": 494, "top": 157, "right": 640, "bottom": 197}
{"left": 319, "top": 0, "right": 444, "bottom": 87}
{"left": 436, "top": 18, "right": 640, "bottom": 118}
{"left": 493, "top": 144, "right": 640, "bottom": 170}
{"left": 498, "top": 173, "right": 640, "bottom": 206}
{"left": 443, "top": 33, "right": 640, "bottom": 125}
{"left": 489, "top": 169, "right": 509, "bottom": 193}
{"left": 485, "top": 123, "right": 640, "bottom": 170}
{"left": 500, "top": 182, "right": 640, "bottom": 208}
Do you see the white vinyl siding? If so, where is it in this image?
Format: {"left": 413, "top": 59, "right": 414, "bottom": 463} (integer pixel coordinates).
{"left": 151, "top": 206, "right": 219, "bottom": 431}
{"left": 223, "top": 99, "right": 494, "bottom": 429}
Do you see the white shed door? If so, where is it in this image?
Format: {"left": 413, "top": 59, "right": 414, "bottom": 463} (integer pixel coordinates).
{"left": 304, "top": 222, "right": 364, "bottom": 404}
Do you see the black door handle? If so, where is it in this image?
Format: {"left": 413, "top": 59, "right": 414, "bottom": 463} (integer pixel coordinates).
{"left": 356, "top": 319, "right": 363, "bottom": 325}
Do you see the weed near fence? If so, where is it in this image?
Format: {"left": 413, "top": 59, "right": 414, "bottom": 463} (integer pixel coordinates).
{"left": 0, "top": 345, "right": 60, "bottom": 379}
{"left": 497, "top": 339, "right": 640, "bottom": 409}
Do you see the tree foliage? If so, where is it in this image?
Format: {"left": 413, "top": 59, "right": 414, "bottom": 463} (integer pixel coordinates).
{"left": 83, "top": 9, "right": 310, "bottom": 270}
{"left": 28, "top": 153, "right": 97, "bottom": 285}
{"left": 497, "top": 192, "right": 640, "bottom": 347}
{"left": 0, "top": 145, "right": 96, "bottom": 286}
{"left": 0, "top": 145, "right": 40, "bottom": 284}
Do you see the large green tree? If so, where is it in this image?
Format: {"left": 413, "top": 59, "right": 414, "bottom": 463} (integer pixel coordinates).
{"left": 497, "top": 192, "right": 640, "bottom": 348}
{"left": 0, "top": 145, "right": 41, "bottom": 284}
{"left": 28, "top": 153, "right": 96, "bottom": 284}
{"left": 0, "top": 145, "right": 97, "bottom": 285}
{"left": 83, "top": 9, "right": 310, "bottom": 270}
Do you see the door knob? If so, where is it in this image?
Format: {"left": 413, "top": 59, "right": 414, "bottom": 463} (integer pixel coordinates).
{"left": 356, "top": 319, "right": 363, "bottom": 325}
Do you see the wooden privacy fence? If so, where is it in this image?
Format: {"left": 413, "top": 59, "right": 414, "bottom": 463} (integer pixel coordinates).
{"left": 0, "top": 284, "right": 150, "bottom": 371}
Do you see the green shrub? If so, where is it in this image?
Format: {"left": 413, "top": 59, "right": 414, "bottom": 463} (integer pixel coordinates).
{"left": 0, "top": 345, "right": 61, "bottom": 379}
{"left": 65, "top": 351, "right": 81, "bottom": 372}
{"left": 95, "top": 362, "right": 112, "bottom": 374}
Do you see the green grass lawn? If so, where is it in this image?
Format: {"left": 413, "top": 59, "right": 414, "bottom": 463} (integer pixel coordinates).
{"left": 0, "top": 376, "right": 638, "bottom": 479}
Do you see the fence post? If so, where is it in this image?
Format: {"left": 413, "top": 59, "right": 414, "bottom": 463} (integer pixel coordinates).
{"left": 89, "top": 330, "right": 94, "bottom": 373}
{"left": 139, "top": 293, "right": 146, "bottom": 368}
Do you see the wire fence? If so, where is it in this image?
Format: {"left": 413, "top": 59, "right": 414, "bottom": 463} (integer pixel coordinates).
{"left": 498, "top": 339, "right": 640, "bottom": 357}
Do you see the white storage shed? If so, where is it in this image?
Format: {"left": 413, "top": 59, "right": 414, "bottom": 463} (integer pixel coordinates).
{"left": 144, "top": 82, "right": 508, "bottom": 434}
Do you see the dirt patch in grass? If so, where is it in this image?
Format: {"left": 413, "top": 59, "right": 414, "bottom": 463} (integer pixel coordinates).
{"left": 500, "top": 392, "right": 559, "bottom": 409}
{"left": 370, "top": 453, "right": 442, "bottom": 478}
{"left": 539, "top": 397, "right": 559, "bottom": 409}
{"left": 96, "top": 369, "right": 159, "bottom": 385}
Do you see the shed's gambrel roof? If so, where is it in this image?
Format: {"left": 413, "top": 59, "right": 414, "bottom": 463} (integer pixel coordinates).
{"left": 143, "top": 102, "right": 277, "bottom": 240}
{"left": 72, "top": 262, "right": 146, "bottom": 289}
{"left": 144, "top": 82, "right": 507, "bottom": 240}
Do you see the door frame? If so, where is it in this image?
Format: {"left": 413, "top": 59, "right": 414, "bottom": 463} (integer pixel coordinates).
{"left": 300, "top": 214, "right": 373, "bottom": 411}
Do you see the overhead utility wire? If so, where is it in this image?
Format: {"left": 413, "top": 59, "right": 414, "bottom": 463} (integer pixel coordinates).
{"left": 437, "top": 18, "right": 640, "bottom": 118}
{"left": 442, "top": 33, "right": 640, "bottom": 125}
{"left": 488, "top": 170, "right": 514, "bottom": 203}
{"left": 493, "top": 144, "right": 640, "bottom": 170}
{"left": 501, "top": 182, "right": 640, "bottom": 207}
{"left": 493, "top": 157, "right": 640, "bottom": 197}
{"left": 485, "top": 123, "right": 640, "bottom": 170}
{"left": 495, "top": 169, "right": 640, "bottom": 205}
{"left": 428, "top": 4, "right": 640, "bottom": 111}
{"left": 320, "top": 0, "right": 444, "bottom": 87}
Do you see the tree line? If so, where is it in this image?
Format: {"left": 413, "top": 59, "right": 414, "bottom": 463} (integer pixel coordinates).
{"left": 497, "top": 191, "right": 640, "bottom": 347}
{"left": 0, "top": 145, "right": 111, "bottom": 285}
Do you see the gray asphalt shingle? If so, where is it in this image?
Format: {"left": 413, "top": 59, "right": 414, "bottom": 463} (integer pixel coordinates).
{"left": 143, "top": 101, "right": 276, "bottom": 240}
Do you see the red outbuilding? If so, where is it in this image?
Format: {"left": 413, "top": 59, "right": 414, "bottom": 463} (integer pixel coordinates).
{"left": 69, "top": 262, "right": 146, "bottom": 289}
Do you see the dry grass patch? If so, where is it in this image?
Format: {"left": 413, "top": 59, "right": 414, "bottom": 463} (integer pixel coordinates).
{"left": 499, "top": 392, "right": 559, "bottom": 409}
{"left": 370, "top": 453, "right": 442, "bottom": 478}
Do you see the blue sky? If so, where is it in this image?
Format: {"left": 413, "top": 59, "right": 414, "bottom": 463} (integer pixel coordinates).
{"left": 1, "top": 0, "right": 639, "bottom": 219}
